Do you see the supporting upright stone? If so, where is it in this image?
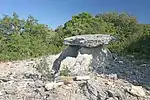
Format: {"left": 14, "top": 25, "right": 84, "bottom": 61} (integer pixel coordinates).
{"left": 78, "top": 46, "right": 112, "bottom": 73}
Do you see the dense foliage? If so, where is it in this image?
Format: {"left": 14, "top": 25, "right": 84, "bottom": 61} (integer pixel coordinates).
{"left": 0, "top": 12, "right": 150, "bottom": 61}
{"left": 0, "top": 12, "right": 62, "bottom": 61}
{"left": 54, "top": 12, "right": 150, "bottom": 59}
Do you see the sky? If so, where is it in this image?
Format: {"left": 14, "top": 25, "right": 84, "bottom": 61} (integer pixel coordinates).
{"left": 0, "top": 0, "right": 150, "bottom": 29}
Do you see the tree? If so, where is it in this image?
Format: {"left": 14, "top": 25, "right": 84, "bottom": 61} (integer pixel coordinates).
{"left": 96, "top": 12, "right": 141, "bottom": 39}
{"left": 63, "top": 12, "right": 116, "bottom": 36}
{"left": 0, "top": 12, "right": 61, "bottom": 60}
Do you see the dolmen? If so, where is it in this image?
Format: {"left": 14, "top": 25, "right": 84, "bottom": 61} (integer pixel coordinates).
{"left": 51, "top": 34, "right": 116, "bottom": 76}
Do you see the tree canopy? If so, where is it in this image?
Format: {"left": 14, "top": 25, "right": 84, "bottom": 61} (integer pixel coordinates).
{"left": 0, "top": 12, "right": 150, "bottom": 60}
{"left": 0, "top": 12, "right": 62, "bottom": 61}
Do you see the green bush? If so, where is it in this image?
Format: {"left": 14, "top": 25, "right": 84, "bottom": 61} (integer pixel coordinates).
{"left": 0, "top": 12, "right": 150, "bottom": 61}
{"left": 60, "top": 65, "right": 71, "bottom": 76}
{"left": 0, "top": 13, "right": 62, "bottom": 61}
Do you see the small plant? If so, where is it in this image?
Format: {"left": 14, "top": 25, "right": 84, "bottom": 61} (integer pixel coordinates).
{"left": 35, "top": 57, "right": 50, "bottom": 74}
{"left": 60, "top": 65, "right": 71, "bottom": 76}
{"left": 34, "top": 56, "right": 56, "bottom": 81}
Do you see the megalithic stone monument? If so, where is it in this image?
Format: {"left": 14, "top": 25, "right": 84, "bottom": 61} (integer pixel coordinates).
{"left": 51, "top": 34, "right": 116, "bottom": 76}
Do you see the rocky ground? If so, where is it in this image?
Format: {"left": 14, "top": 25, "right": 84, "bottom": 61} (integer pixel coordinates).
{"left": 0, "top": 54, "right": 150, "bottom": 100}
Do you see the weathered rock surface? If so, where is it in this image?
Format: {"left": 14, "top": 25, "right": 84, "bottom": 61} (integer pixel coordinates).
{"left": 0, "top": 61, "right": 150, "bottom": 100}
{"left": 45, "top": 82, "right": 64, "bottom": 90}
{"left": 51, "top": 34, "right": 114, "bottom": 75}
{"left": 64, "top": 34, "right": 115, "bottom": 47}
{"left": 126, "top": 85, "right": 146, "bottom": 97}
{"left": 0, "top": 55, "right": 150, "bottom": 100}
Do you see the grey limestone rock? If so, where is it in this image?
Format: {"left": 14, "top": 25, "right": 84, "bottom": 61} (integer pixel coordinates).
{"left": 64, "top": 34, "right": 116, "bottom": 47}
{"left": 51, "top": 34, "right": 115, "bottom": 75}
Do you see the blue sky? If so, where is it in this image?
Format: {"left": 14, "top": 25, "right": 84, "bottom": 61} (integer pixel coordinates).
{"left": 0, "top": 0, "right": 150, "bottom": 29}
